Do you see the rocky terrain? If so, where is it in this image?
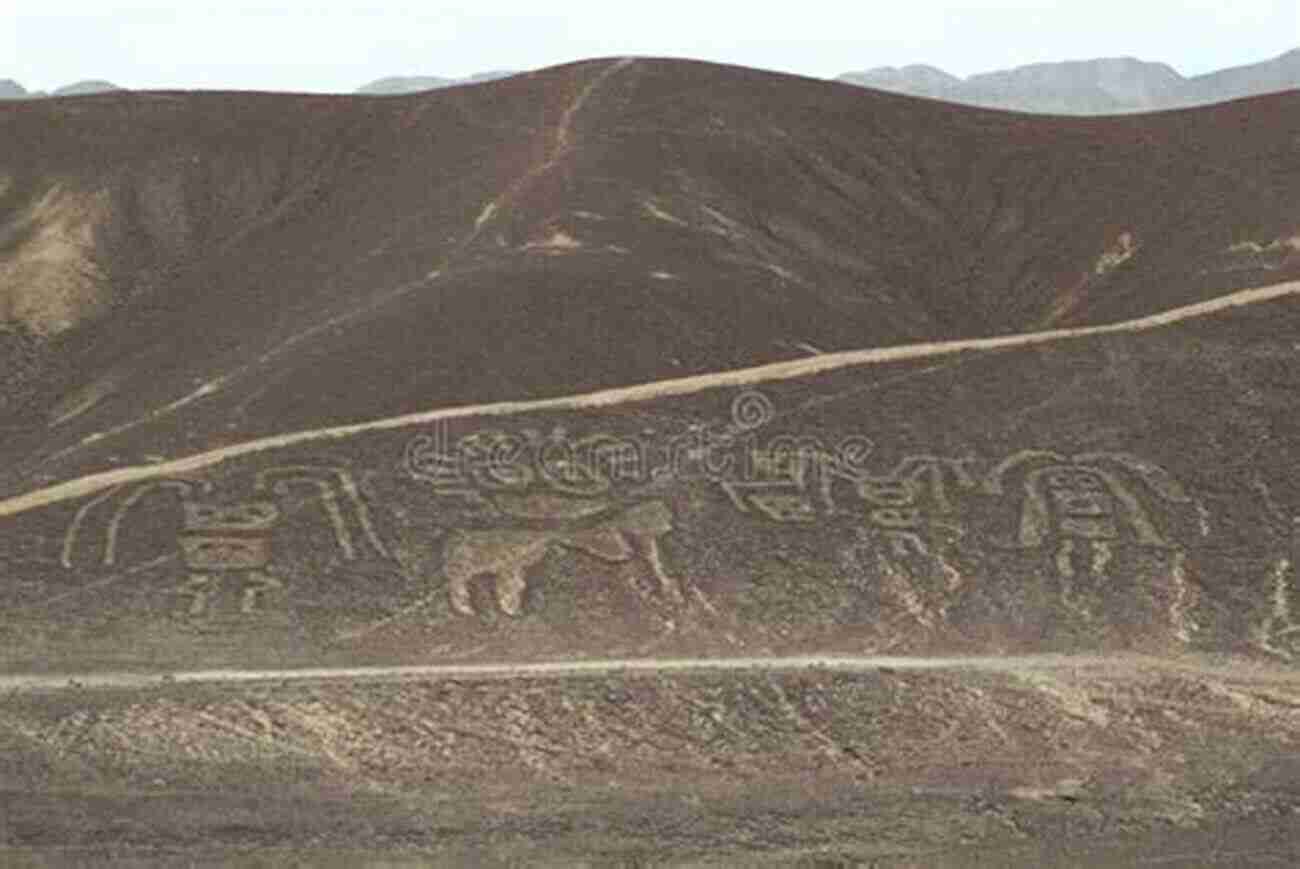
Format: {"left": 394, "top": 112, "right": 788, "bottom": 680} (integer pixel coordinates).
{"left": 1, "top": 57, "right": 1297, "bottom": 490}
{"left": 840, "top": 47, "right": 1300, "bottom": 114}
{"left": 4, "top": 660, "right": 1299, "bottom": 866}
{"left": 1, "top": 57, "right": 1298, "bottom": 864}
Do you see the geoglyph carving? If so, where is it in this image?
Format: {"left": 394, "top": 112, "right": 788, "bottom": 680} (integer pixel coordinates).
{"left": 722, "top": 447, "right": 975, "bottom": 548}
{"left": 175, "top": 497, "right": 281, "bottom": 616}
{"left": 849, "top": 456, "right": 975, "bottom": 630}
{"left": 254, "top": 465, "right": 389, "bottom": 561}
{"left": 723, "top": 447, "right": 977, "bottom": 631}
{"left": 720, "top": 443, "right": 1205, "bottom": 635}
{"left": 983, "top": 450, "right": 1191, "bottom": 580}
{"left": 443, "top": 493, "right": 680, "bottom": 617}
{"left": 45, "top": 430, "right": 1210, "bottom": 634}
{"left": 59, "top": 465, "right": 387, "bottom": 617}
{"left": 850, "top": 455, "right": 976, "bottom": 555}
{"left": 1255, "top": 557, "right": 1300, "bottom": 659}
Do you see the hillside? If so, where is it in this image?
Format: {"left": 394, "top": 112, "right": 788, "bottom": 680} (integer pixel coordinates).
{"left": 2, "top": 57, "right": 1298, "bottom": 495}
{"left": 2, "top": 56, "right": 1300, "bottom": 865}
{"left": 2, "top": 275, "right": 1299, "bottom": 863}
{"left": 3, "top": 278, "right": 1298, "bottom": 670}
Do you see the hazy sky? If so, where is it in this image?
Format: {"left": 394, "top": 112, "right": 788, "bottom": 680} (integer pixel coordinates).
{"left": 4, "top": 0, "right": 1297, "bottom": 93}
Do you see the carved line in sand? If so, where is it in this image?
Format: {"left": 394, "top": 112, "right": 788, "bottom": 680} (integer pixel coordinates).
{"left": 1255, "top": 557, "right": 1300, "bottom": 659}
{"left": 725, "top": 449, "right": 978, "bottom": 632}
{"left": 727, "top": 447, "right": 1198, "bottom": 636}
{"left": 724, "top": 447, "right": 1190, "bottom": 571}
{"left": 253, "top": 465, "right": 389, "bottom": 561}
{"left": 443, "top": 492, "right": 681, "bottom": 617}
{"left": 983, "top": 449, "right": 1193, "bottom": 627}
{"left": 47, "top": 444, "right": 1205, "bottom": 633}
{"left": 4, "top": 280, "right": 1298, "bottom": 527}
{"left": 985, "top": 452, "right": 1188, "bottom": 546}
{"left": 60, "top": 465, "right": 386, "bottom": 618}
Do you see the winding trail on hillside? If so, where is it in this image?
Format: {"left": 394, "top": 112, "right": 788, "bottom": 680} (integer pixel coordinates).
{"left": 1, "top": 278, "right": 1297, "bottom": 519}
{"left": 3, "top": 653, "right": 1298, "bottom": 695}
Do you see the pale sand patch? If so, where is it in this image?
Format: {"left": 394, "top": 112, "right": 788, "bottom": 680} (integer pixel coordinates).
{"left": 522, "top": 230, "right": 582, "bottom": 251}
{"left": 642, "top": 199, "right": 687, "bottom": 226}
{"left": 1228, "top": 235, "right": 1300, "bottom": 255}
{"left": 0, "top": 181, "right": 113, "bottom": 335}
{"left": 473, "top": 200, "right": 498, "bottom": 230}
{"left": 1093, "top": 231, "right": 1138, "bottom": 277}
{"left": 1, "top": 279, "right": 1297, "bottom": 518}
{"left": 1041, "top": 231, "right": 1139, "bottom": 325}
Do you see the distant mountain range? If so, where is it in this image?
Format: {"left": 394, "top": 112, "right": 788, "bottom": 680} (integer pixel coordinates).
{"left": 6, "top": 49, "right": 1298, "bottom": 111}
{"left": 0, "top": 74, "right": 520, "bottom": 100}
{"left": 355, "top": 70, "right": 518, "bottom": 94}
{"left": 0, "top": 79, "right": 123, "bottom": 99}
{"left": 838, "top": 47, "right": 1300, "bottom": 114}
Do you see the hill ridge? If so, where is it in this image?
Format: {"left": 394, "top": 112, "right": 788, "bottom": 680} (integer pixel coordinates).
{"left": 3, "top": 56, "right": 1300, "bottom": 497}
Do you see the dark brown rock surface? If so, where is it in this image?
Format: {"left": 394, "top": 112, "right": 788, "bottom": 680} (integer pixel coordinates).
{"left": 1, "top": 58, "right": 1299, "bottom": 866}
{"left": 2, "top": 58, "right": 1299, "bottom": 484}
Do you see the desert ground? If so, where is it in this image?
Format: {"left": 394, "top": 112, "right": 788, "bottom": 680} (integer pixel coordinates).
{"left": 2, "top": 58, "right": 1299, "bottom": 864}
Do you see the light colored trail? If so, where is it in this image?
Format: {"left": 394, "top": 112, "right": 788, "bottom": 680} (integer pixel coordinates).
{"left": 0, "top": 279, "right": 1296, "bottom": 520}
{"left": 2, "top": 654, "right": 1297, "bottom": 695}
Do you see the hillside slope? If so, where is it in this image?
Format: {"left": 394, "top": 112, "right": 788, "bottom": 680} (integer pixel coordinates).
{"left": 1, "top": 279, "right": 1297, "bottom": 672}
{"left": 3, "top": 57, "right": 1300, "bottom": 866}
{"left": 1, "top": 57, "right": 1298, "bottom": 487}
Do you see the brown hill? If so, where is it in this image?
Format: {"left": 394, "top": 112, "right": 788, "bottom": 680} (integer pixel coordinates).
{"left": 1, "top": 277, "right": 1298, "bottom": 864}
{"left": 2, "top": 58, "right": 1300, "bottom": 865}
{"left": 2, "top": 57, "right": 1299, "bottom": 491}
{"left": 2, "top": 280, "right": 1298, "bottom": 671}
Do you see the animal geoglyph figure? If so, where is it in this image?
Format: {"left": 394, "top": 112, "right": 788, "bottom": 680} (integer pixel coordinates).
{"left": 443, "top": 492, "right": 680, "bottom": 616}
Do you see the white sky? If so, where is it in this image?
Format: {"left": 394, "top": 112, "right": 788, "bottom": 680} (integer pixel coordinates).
{"left": 3, "top": 0, "right": 1297, "bottom": 93}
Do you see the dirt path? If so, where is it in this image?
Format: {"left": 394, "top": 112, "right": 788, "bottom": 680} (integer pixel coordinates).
{"left": 3, "top": 653, "right": 1297, "bottom": 694}
{"left": 1, "top": 278, "right": 1296, "bottom": 520}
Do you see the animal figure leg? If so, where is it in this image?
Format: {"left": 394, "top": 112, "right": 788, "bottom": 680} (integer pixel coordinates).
{"left": 241, "top": 572, "right": 284, "bottom": 614}
{"left": 1055, "top": 539, "right": 1076, "bottom": 579}
{"left": 180, "top": 574, "right": 219, "bottom": 617}
{"left": 1090, "top": 541, "right": 1113, "bottom": 577}
{"left": 496, "top": 565, "right": 531, "bottom": 616}
{"left": 629, "top": 532, "right": 684, "bottom": 603}
{"left": 448, "top": 569, "right": 476, "bottom": 616}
